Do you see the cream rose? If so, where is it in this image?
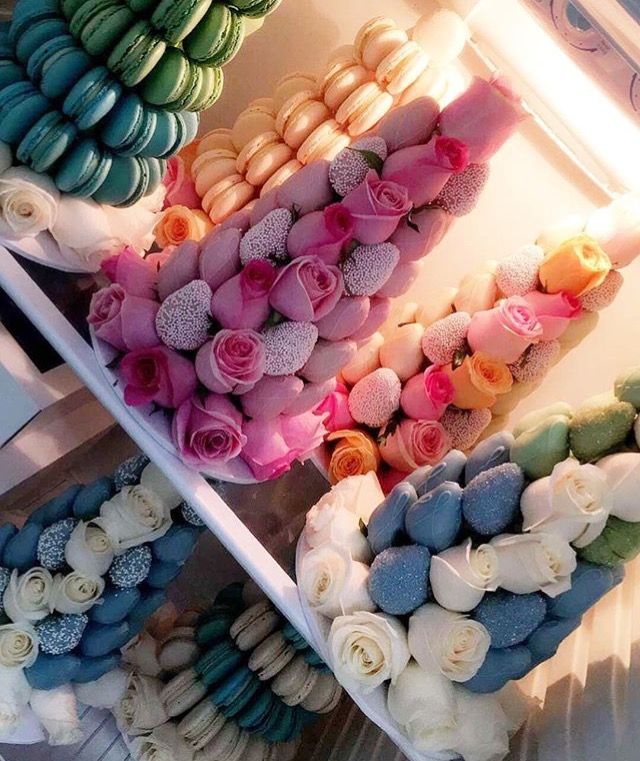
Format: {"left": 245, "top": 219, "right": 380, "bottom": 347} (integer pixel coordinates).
{"left": 51, "top": 572, "right": 105, "bottom": 615}
{"left": 0, "top": 167, "right": 59, "bottom": 238}
{"left": 139, "top": 462, "right": 183, "bottom": 512}
{"left": 430, "top": 540, "right": 501, "bottom": 612}
{"left": 521, "top": 458, "right": 611, "bottom": 547}
{"left": 490, "top": 532, "right": 577, "bottom": 597}
{"left": 114, "top": 674, "right": 168, "bottom": 736}
{"left": 328, "top": 611, "right": 410, "bottom": 694}
{"left": 65, "top": 520, "right": 115, "bottom": 577}
{"left": 305, "top": 501, "right": 371, "bottom": 563}
{"left": 30, "top": 685, "right": 83, "bottom": 746}
{"left": 300, "top": 545, "right": 375, "bottom": 619}
{"left": 448, "top": 687, "right": 515, "bottom": 761}
{"left": 0, "top": 623, "right": 38, "bottom": 668}
{"left": 129, "top": 721, "right": 194, "bottom": 761}
{"left": 100, "top": 485, "right": 172, "bottom": 551}
{"left": 3, "top": 569, "right": 53, "bottom": 624}
{"left": 311, "top": 473, "right": 385, "bottom": 523}
{"left": 598, "top": 452, "right": 640, "bottom": 522}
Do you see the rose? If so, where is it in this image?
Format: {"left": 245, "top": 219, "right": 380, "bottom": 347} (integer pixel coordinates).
{"left": 523, "top": 290, "right": 583, "bottom": 341}
{"left": 138, "top": 462, "right": 182, "bottom": 512}
{"left": 598, "top": 452, "right": 640, "bottom": 522}
{"left": 521, "top": 458, "right": 611, "bottom": 547}
{"left": 0, "top": 623, "right": 38, "bottom": 668}
{"left": 154, "top": 205, "right": 213, "bottom": 248}
{"left": 467, "top": 297, "right": 544, "bottom": 363}
{"left": 430, "top": 540, "right": 501, "bottom": 612}
{"left": 199, "top": 228, "right": 242, "bottom": 292}
{"left": 114, "top": 674, "right": 168, "bottom": 736}
{"left": 0, "top": 166, "right": 59, "bottom": 238}
{"left": 163, "top": 156, "right": 200, "bottom": 209}
{"left": 210, "top": 259, "right": 277, "bottom": 330}
{"left": 539, "top": 234, "right": 611, "bottom": 296}
{"left": 172, "top": 393, "right": 246, "bottom": 469}
{"left": 129, "top": 722, "right": 194, "bottom": 761}
{"left": 156, "top": 240, "right": 200, "bottom": 301}
{"left": 101, "top": 246, "right": 158, "bottom": 300}
{"left": 316, "top": 383, "right": 356, "bottom": 431}
{"left": 195, "top": 330, "right": 265, "bottom": 395}
{"left": 328, "top": 611, "right": 410, "bottom": 693}
{"left": 287, "top": 203, "right": 355, "bottom": 264}
{"left": 121, "top": 631, "right": 162, "bottom": 678}
{"left": 585, "top": 193, "right": 640, "bottom": 269}
{"left": 269, "top": 256, "right": 343, "bottom": 322}
{"left": 382, "top": 136, "right": 470, "bottom": 207}
{"left": 65, "top": 520, "right": 115, "bottom": 577}
{"left": 327, "top": 429, "right": 381, "bottom": 484}
{"left": 401, "top": 366, "right": 455, "bottom": 420}
{"left": 490, "top": 532, "right": 577, "bottom": 597}
{"left": 379, "top": 419, "right": 451, "bottom": 473}
{"left": 120, "top": 346, "right": 198, "bottom": 409}
{"left": 300, "top": 545, "right": 374, "bottom": 618}
{"left": 408, "top": 604, "right": 490, "bottom": 683}
{"left": 439, "top": 75, "right": 524, "bottom": 163}
{"left": 3, "top": 569, "right": 53, "bottom": 623}
{"left": 88, "top": 284, "right": 159, "bottom": 352}
{"left": 100, "top": 486, "right": 173, "bottom": 551}
{"left": 341, "top": 170, "right": 412, "bottom": 244}
{"left": 29, "top": 685, "right": 83, "bottom": 746}
{"left": 443, "top": 353, "right": 513, "bottom": 409}
{"left": 50, "top": 572, "right": 105, "bottom": 615}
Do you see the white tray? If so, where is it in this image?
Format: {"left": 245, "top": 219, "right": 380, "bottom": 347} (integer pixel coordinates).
{"left": 0, "top": 232, "right": 98, "bottom": 274}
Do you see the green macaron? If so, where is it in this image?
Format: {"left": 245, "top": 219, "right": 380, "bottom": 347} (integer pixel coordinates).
{"left": 17, "top": 111, "right": 78, "bottom": 172}
{"left": 10, "top": 0, "right": 61, "bottom": 43}
{"left": 183, "top": 5, "right": 245, "bottom": 66}
{"left": 55, "top": 138, "right": 113, "bottom": 196}
{"left": 61, "top": 0, "right": 88, "bottom": 19}
{"left": 189, "top": 65, "right": 223, "bottom": 112}
{"left": 0, "top": 82, "right": 51, "bottom": 145}
{"left": 231, "top": 0, "right": 282, "bottom": 18}
{"left": 63, "top": 66, "right": 123, "bottom": 131}
{"left": 14, "top": 19, "right": 69, "bottom": 64}
{"left": 101, "top": 93, "right": 157, "bottom": 156}
{"left": 140, "top": 47, "right": 190, "bottom": 107}
{"left": 72, "top": 0, "right": 137, "bottom": 58}
{"left": 123, "top": 0, "right": 156, "bottom": 12}
{"left": 151, "top": 0, "right": 213, "bottom": 45}
{"left": 107, "top": 20, "right": 166, "bottom": 87}
{"left": 166, "top": 60, "right": 205, "bottom": 112}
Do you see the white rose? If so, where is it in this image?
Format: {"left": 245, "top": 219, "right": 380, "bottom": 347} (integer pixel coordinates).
{"left": 328, "top": 611, "right": 410, "bottom": 694}
{"left": 3, "top": 569, "right": 53, "bottom": 623}
{"left": 447, "top": 688, "right": 513, "bottom": 761}
{"left": 0, "top": 666, "right": 31, "bottom": 733}
{"left": 314, "top": 473, "right": 385, "bottom": 523}
{"left": 65, "top": 520, "right": 115, "bottom": 577}
{"left": 408, "top": 605, "right": 490, "bottom": 683}
{"left": 51, "top": 196, "right": 117, "bottom": 269}
{"left": 598, "top": 452, "right": 640, "bottom": 522}
{"left": 30, "top": 685, "right": 83, "bottom": 746}
{"left": 129, "top": 721, "right": 194, "bottom": 761}
{"left": 114, "top": 674, "right": 168, "bottom": 736}
{"left": 0, "top": 167, "right": 59, "bottom": 239}
{"left": 102, "top": 184, "right": 166, "bottom": 252}
{"left": 430, "top": 540, "right": 500, "bottom": 612}
{"left": 0, "top": 623, "right": 39, "bottom": 668}
{"left": 100, "top": 485, "right": 172, "bottom": 551}
{"left": 490, "top": 532, "right": 577, "bottom": 597}
{"left": 139, "top": 463, "right": 183, "bottom": 512}
{"left": 305, "top": 502, "right": 371, "bottom": 563}
{"left": 50, "top": 571, "right": 105, "bottom": 615}
{"left": 300, "top": 544, "right": 375, "bottom": 619}
{"left": 585, "top": 192, "right": 640, "bottom": 269}
{"left": 521, "top": 458, "right": 611, "bottom": 547}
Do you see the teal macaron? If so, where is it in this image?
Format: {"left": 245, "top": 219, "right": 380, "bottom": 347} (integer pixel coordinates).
{"left": 0, "top": 81, "right": 51, "bottom": 144}
{"left": 0, "top": 60, "right": 26, "bottom": 91}
{"left": 183, "top": 5, "right": 245, "bottom": 66}
{"left": 101, "top": 93, "right": 157, "bottom": 156}
{"left": 9, "top": 0, "right": 61, "bottom": 43}
{"left": 14, "top": 19, "right": 69, "bottom": 64}
{"left": 17, "top": 111, "right": 78, "bottom": 172}
{"left": 107, "top": 20, "right": 166, "bottom": 88}
{"left": 91, "top": 155, "right": 146, "bottom": 206}
{"left": 236, "top": 688, "right": 275, "bottom": 731}
{"left": 146, "top": 157, "right": 166, "bottom": 190}
{"left": 63, "top": 66, "right": 122, "bottom": 131}
{"left": 38, "top": 42, "right": 94, "bottom": 101}
{"left": 210, "top": 666, "right": 261, "bottom": 716}
{"left": 138, "top": 109, "right": 178, "bottom": 158}
{"left": 55, "top": 138, "right": 113, "bottom": 196}
{"left": 71, "top": 0, "right": 137, "bottom": 58}
{"left": 151, "top": 0, "right": 213, "bottom": 45}
{"left": 195, "top": 640, "right": 244, "bottom": 688}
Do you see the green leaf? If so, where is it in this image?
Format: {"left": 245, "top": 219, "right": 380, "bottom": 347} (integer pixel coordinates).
{"left": 350, "top": 147, "right": 384, "bottom": 174}
{"left": 265, "top": 310, "right": 285, "bottom": 328}
{"left": 452, "top": 348, "right": 467, "bottom": 369}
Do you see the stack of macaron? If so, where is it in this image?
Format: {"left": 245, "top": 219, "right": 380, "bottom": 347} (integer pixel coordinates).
{"left": 190, "top": 9, "right": 469, "bottom": 223}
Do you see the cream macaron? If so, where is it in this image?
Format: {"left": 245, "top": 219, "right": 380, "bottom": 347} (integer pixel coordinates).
{"left": 232, "top": 98, "right": 277, "bottom": 153}
{"left": 202, "top": 174, "right": 256, "bottom": 224}
{"left": 273, "top": 71, "right": 319, "bottom": 111}
{"left": 335, "top": 81, "right": 394, "bottom": 137}
{"left": 158, "top": 627, "right": 200, "bottom": 674}
{"left": 192, "top": 148, "right": 239, "bottom": 198}
{"left": 248, "top": 631, "right": 296, "bottom": 681}
{"left": 412, "top": 9, "right": 468, "bottom": 64}
{"left": 376, "top": 40, "right": 429, "bottom": 96}
{"left": 260, "top": 158, "right": 302, "bottom": 196}
{"left": 230, "top": 600, "right": 281, "bottom": 651}
{"left": 297, "top": 119, "right": 350, "bottom": 164}
{"left": 301, "top": 672, "right": 343, "bottom": 714}
{"left": 271, "top": 655, "right": 319, "bottom": 706}
{"left": 236, "top": 131, "right": 294, "bottom": 187}
{"left": 275, "top": 90, "right": 331, "bottom": 150}
{"left": 200, "top": 720, "right": 249, "bottom": 761}
{"left": 161, "top": 668, "right": 207, "bottom": 718}
{"left": 320, "top": 56, "right": 372, "bottom": 112}
{"left": 399, "top": 64, "right": 450, "bottom": 106}
{"left": 355, "top": 16, "right": 409, "bottom": 70}
{"left": 197, "top": 128, "right": 236, "bottom": 157}
{"left": 178, "top": 699, "right": 226, "bottom": 751}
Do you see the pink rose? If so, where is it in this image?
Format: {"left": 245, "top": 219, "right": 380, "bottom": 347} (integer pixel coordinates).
{"left": 390, "top": 207, "right": 453, "bottom": 263}
{"left": 101, "top": 246, "right": 157, "bottom": 299}
{"left": 316, "top": 296, "right": 370, "bottom": 341}
{"left": 211, "top": 259, "right": 277, "bottom": 330}
{"left": 88, "top": 284, "right": 159, "bottom": 351}
{"left": 276, "top": 160, "right": 333, "bottom": 216}
{"left": 341, "top": 170, "right": 412, "bottom": 244}
{"left": 119, "top": 346, "right": 197, "bottom": 408}
{"left": 287, "top": 204, "right": 354, "bottom": 264}
{"left": 379, "top": 419, "right": 451, "bottom": 472}
{"left": 163, "top": 156, "right": 201, "bottom": 209}
{"left": 382, "top": 136, "right": 469, "bottom": 207}
{"left": 522, "top": 291, "right": 582, "bottom": 341}
{"left": 467, "top": 296, "right": 544, "bottom": 363}
{"left": 242, "top": 410, "right": 327, "bottom": 481}
{"left": 348, "top": 296, "right": 391, "bottom": 341}
{"left": 241, "top": 375, "right": 304, "bottom": 420}
{"left": 269, "top": 256, "right": 343, "bottom": 321}
{"left": 316, "top": 382, "right": 355, "bottom": 432}
{"left": 195, "top": 330, "right": 265, "bottom": 395}
{"left": 157, "top": 240, "right": 200, "bottom": 301}
{"left": 439, "top": 75, "right": 525, "bottom": 163}
{"left": 199, "top": 228, "right": 242, "bottom": 292}
{"left": 401, "top": 366, "right": 455, "bottom": 420}
{"left": 172, "top": 393, "right": 246, "bottom": 468}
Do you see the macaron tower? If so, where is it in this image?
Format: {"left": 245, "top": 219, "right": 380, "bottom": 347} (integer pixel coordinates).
{"left": 191, "top": 10, "right": 469, "bottom": 224}
{"left": 115, "top": 582, "right": 342, "bottom": 760}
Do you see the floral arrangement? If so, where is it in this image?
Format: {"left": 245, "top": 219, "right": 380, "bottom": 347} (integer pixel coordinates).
{"left": 298, "top": 364, "right": 640, "bottom": 761}
{"left": 322, "top": 192, "right": 640, "bottom": 488}
{"left": 88, "top": 75, "right": 523, "bottom": 482}
{"left": 0, "top": 454, "right": 205, "bottom": 746}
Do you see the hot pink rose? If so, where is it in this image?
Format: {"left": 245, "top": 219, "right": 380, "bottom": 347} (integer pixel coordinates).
{"left": 401, "top": 367, "right": 455, "bottom": 420}
{"left": 522, "top": 290, "right": 582, "bottom": 341}
{"left": 439, "top": 75, "right": 525, "bottom": 163}
{"left": 316, "top": 382, "right": 355, "bottom": 432}
{"left": 315, "top": 296, "right": 370, "bottom": 341}
{"left": 88, "top": 284, "right": 159, "bottom": 351}
{"left": 157, "top": 240, "right": 200, "bottom": 301}
{"left": 172, "top": 393, "right": 246, "bottom": 468}
{"left": 269, "top": 256, "right": 343, "bottom": 321}
{"left": 195, "top": 330, "right": 265, "bottom": 395}
{"left": 242, "top": 410, "right": 327, "bottom": 481}
{"left": 211, "top": 259, "right": 277, "bottom": 330}
{"left": 241, "top": 375, "right": 304, "bottom": 420}
{"left": 467, "top": 296, "right": 544, "bottom": 363}
{"left": 390, "top": 206, "right": 453, "bottom": 263}
{"left": 286, "top": 204, "right": 354, "bottom": 264}
{"left": 120, "top": 346, "right": 197, "bottom": 408}
{"left": 382, "top": 136, "right": 469, "bottom": 207}
{"left": 379, "top": 419, "right": 451, "bottom": 472}
{"left": 101, "top": 246, "right": 157, "bottom": 299}
{"left": 341, "top": 171, "right": 412, "bottom": 244}
{"left": 199, "top": 228, "right": 242, "bottom": 292}
{"left": 163, "top": 156, "right": 201, "bottom": 209}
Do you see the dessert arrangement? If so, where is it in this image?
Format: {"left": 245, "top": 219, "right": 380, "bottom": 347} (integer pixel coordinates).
{"left": 0, "top": 453, "right": 205, "bottom": 746}
{"left": 322, "top": 192, "right": 640, "bottom": 489}
{"left": 88, "top": 73, "right": 523, "bottom": 482}
{"left": 298, "top": 364, "right": 640, "bottom": 761}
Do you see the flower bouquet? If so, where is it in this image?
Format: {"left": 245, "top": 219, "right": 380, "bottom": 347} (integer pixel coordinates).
{"left": 89, "top": 74, "right": 523, "bottom": 482}
{"left": 321, "top": 193, "right": 640, "bottom": 489}
{"left": 297, "top": 364, "right": 640, "bottom": 761}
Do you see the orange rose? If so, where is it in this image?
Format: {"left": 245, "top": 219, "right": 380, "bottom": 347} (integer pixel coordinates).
{"left": 443, "top": 352, "right": 513, "bottom": 409}
{"left": 155, "top": 205, "right": 213, "bottom": 248}
{"left": 327, "top": 429, "right": 381, "bottom": 484}
{"left": 539, "top": 234, "right": 610, "bottom": 296}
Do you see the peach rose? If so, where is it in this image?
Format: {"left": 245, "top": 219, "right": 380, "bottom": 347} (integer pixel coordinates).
{"left": 154, "top": 205, "right": 213, "bottom": 248}
{"left": 443, "top": 353, "right": 513, "bottom": 409}
{"left": 328, "top": 429, "right": 381, "bottom": 484}
{"left": 539, "top": 234, "right": 611, "bottom": 296}
{"left": 379, "top": 419, "right": 451, "bottom": 472}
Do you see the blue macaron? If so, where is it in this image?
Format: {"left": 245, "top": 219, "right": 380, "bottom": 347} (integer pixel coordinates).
{"left": 405, "top": 481, "right": 463, "bottom": 552}
{"left": 462, "top": 463, "right": 525, "bottom": 536}
{"left": 145, "top": 156, "right": 167, "bottom": 193}
{"left": 368, "top": 544, "right": 431, "bottom": 616}
{"left": 0, "top": 81, "right": 51, "bottom": 145}
{"left": 367, "top": 481, "right": 416, "bottom": 555}
{"left": 55, "top": 138, "right": 113, "bottom": 197}
{"left": 196, "top": 640, "right": 244, "bottom": 687}
{"left": 139, "top": 108, "right": 177, "bottom": 158}
{"left": 17, "top": 111, "right": 78, "bottom": 172}
{"left": 196, "top": 611, "right": 236, "bottom": 647}
{"left": 0, "top": 60, "right": 26, "bottom": 90}
{"left": 63, "top": 66, "right": 122, "bottom": 131}
{"left": 101, "top": 92, "right": 157, "bottom": 157}
{"left": 236, "top": 688, "right": 275, "bottom": 730}
{"left": 28, "top": 35, "right": 93, "bottom": 100}
{"left": 91, "top": 155, "right": 145, "bottom": 206}
{"left": 9, "top": 0, "right": 61, "bottom": 44}
{"left": 211, "top": 665, "right": 261, "bottom": 716}
{"left": 14, "top": 18, "right": 69, "bottom": 64}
